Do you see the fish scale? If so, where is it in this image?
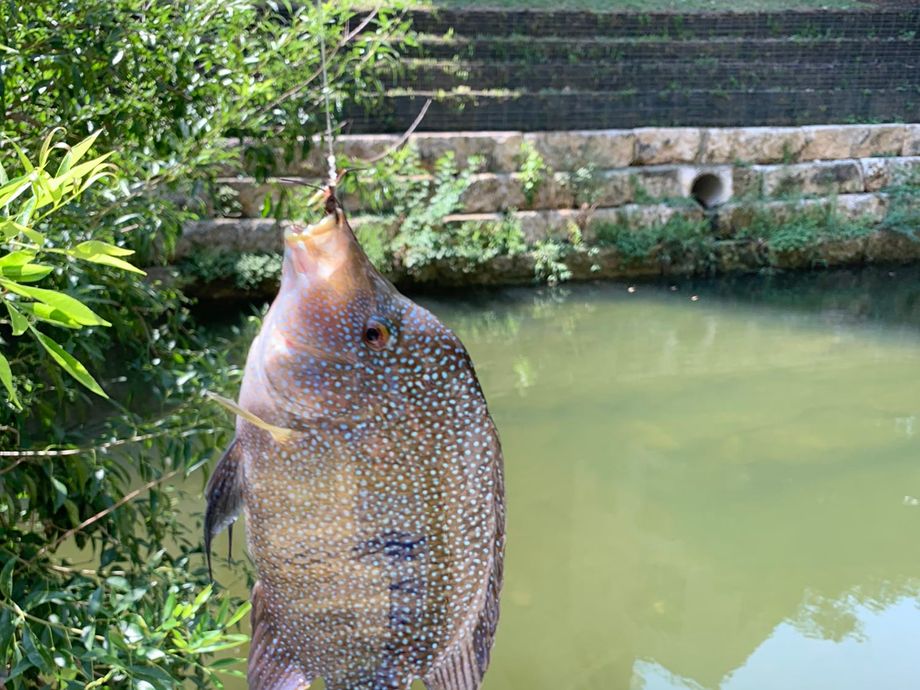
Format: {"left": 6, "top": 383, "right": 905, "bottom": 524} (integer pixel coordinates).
{"left": 204, "top": 196, "right": 505, "bottom": 690}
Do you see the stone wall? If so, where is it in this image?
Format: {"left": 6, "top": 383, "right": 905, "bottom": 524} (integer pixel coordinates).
{"left": 175, "top": 123, "right": 920, "bottom": 291}
{"left": 188, "top": 123, "right": 920, "bottom": 227}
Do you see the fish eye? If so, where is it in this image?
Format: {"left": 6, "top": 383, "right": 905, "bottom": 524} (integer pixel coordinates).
{"left": 363, "top": 317, "right": 391, "bottom": 351}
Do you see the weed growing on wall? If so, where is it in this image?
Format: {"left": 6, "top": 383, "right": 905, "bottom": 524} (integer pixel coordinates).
{"left": 736, "top": 201, "right": 876, "bottom": 255}
{"left": 533, "top": 240, "right": 573, "bottom": 285}
{"left": 880, "top": 169, "right": 920, "bottom": 237}
{"left": 593, "top": 213, "right": 712, "bottom": 263}
{"left": 182, "top": 251, "right": 284, "bottom": 292}
{"left": 336, "top": 147, "right": 529, "bottom": 278}
{"left": 561, "top": 163, "right": 605, "bottom": 209}
{"left": 517, "top": 141, "right": 549, "bottom": 207}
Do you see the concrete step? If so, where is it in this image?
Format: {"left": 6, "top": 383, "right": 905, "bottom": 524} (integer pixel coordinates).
{"left": 389, "top": 59, "right": 920, "bottom": 92}
{"left": 243, "top": 125, "right": 920, "bottom": 177}
{"left": 344, "top": 88, "right": 920, "bottom": 132}
{"left": 404, "top": 9, "right": 920, "bottom": 40}
{"left": 407, "top": 35, "right": 919, "bottom": 64}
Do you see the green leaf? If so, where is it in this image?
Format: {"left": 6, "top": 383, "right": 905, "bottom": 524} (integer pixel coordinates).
{"left": 6, "top": 302, "right": 29, "bottom": 335}
{"left": 39, "top": 128, "right": 65, "bottom": 168}
{"left": 20, "top": 227, "right": 44, "bottom": 245}
{"left": 0, "top": 279, "right": 111, "bottom": 327}
{"left": 0, "top": 175, "right": 32, "bottom": 208}
{"left": 0, "top": 250, "right": 36, "bottom": 267}
{"left": 191, "top": 584, "right": 213, "bottom": 613}
{"left": 0, "top": 262, "right": 54, "bottom": 282}
{"left": 69, "top": 241, "right": 145, "bottom": 275}
{"left": 54, "top": 153, "right": 114, "bottom": 188}
{"left": 63, "top": 498, "right": 80, "bottom": 527}
{"left": 8, "top": 140, "right": 33, "bottom": 174}
{"left": 0, "top": 219, "right": 31, "bottom": 240}
{"left": 127, "top": 664, "right": 175, "bottom": 687}
{"left": 187, "top": 636, "right": 249, "bottom": 654}
{"left": 16, "top": 195, "right": 37, "bottom": 227}
{"left": 23, "top": 626, "right": 52, "bottom": 673}
{"left": 63, "top": 131, "right": 103, "bottom": 171}
{"left": 0, "top": 557, "right": 14, "bottom": 598}
{"left": 225, "top": 600, "right": 251, "bottom": 628}
{"left": 78, "top": 253, "right": 145, "bottom": 275}
{"left": 31, "top": 328, "right": 108, "bottom": 397}
{"left": 17, "top": 301, "right": 81, "bottom": 329}
{"left": 72, "top": 240, "right": 135, "bottom": 258}
{"left": 210, "top": 657, "right": 246, "bottom": 670}
{"left": 50, "top": 476, "right": 68, "bottom": 510}
{"left": 87, "top": 587, "right": 103, "bottom": 616}
{"left": 0, "top": 352, "right": 19, "bottom": 409}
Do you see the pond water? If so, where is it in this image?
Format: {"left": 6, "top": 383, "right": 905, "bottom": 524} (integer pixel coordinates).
{"left": 203, "top": 266, "right": 920, "bottom": 690}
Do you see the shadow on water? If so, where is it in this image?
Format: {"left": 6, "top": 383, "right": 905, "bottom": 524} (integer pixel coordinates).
{"left": 194, "top": 265, "right": 920, "bottom": 690}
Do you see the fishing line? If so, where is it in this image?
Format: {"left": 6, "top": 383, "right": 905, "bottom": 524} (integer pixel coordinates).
{"left": 316, "top": 0, "right": 337, "bottom": 191}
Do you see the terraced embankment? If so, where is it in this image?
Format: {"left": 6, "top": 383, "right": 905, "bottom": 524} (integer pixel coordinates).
{"left": 344, "top": 7, "right": 920, "bottom": 131}
{"left": 165, "top": 8, "right": 920, "bottom": 294}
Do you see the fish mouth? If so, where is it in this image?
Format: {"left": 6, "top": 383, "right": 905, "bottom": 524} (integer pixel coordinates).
{"left": 282, "top": 209, "right": 366, "bottom": 283}
{"left": 284, "top": 213, "right": 338, "bottom": 246}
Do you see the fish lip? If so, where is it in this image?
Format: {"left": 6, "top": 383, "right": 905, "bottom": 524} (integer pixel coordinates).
{"left": 283, "top": 213, "right": 337, "bottom": 247}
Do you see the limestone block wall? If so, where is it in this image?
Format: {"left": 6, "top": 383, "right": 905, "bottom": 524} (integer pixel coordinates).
{"left": 183, "top": 123, "right": 920, "bottom": 259}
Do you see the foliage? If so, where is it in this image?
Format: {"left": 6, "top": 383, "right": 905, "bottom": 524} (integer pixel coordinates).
{"left": 561, "top": 163, "right": 604, "bottom": 209}
{"left": 0, "top": 138, "right": 258, "bottom": 689}
{"left": 532, "top": 240, "right": 572, "bottom": 286}
{"left": 182, "top": 252, "right": 284, "bottom": 292}
{"left": 516, "top": 141, "right": 548, "bottom": 208}
{"left": 1, "top": 1, "right": 411, "bottom": 686}
{"left": 2, "top": 0, "right": 411, "bottom": 417}
{"left": 0, "top": 131, "right": 130, "bottom": 405}
{"left": 0, "top": 302, "right": 258, "bottom": 688}
{"left": 415, "top": 0, "right": 869, "bottom": 13}
{"left": 594, "top": 213, "right": 712, "bottom": 263}
{"left": 879, "top": 169, "right": 920, "bottom": 237}
{"left": 4, "top": 0, "right": 410, "bottom": 263}
{"left": 736, "top": 200, "right": 875, "bottom": 255}
{"left": 339, "top": 146, "right": 527, "bottom": 277}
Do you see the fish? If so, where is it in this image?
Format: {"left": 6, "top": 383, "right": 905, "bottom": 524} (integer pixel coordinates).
{"left": 204, "top": 190, "right": 505, "bottom": 690}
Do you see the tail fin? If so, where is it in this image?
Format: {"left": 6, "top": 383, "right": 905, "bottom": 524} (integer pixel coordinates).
{"left": 204, "top": 439, "right": 243, "bottom": 580}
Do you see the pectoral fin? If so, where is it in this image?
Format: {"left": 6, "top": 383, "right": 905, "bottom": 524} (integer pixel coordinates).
{"left": 206, "top": 391, "right": 294, "bottom": 444}
{"left": 204, "top": 439, "right": 243, "bottom": 580}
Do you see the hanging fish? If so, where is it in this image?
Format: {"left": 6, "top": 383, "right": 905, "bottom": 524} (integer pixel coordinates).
{"left": 204, "top": 190, "right": 505, "bottom": 690}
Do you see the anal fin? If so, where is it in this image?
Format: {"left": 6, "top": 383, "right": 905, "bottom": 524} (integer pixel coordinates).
{"left": 204, "top": 439, "right": 243, "bottom": 580}
{"left": 425, "top": 568, "right": 501, "bottom": 690}
{"left": 249, "top": 581, "right": 312, "bottom": 690}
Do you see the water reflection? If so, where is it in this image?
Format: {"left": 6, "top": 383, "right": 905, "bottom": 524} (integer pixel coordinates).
{"left": 207, "top": 266, "right": 920, "bottom": 690}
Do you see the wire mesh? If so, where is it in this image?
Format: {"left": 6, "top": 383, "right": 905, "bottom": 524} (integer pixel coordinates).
{"left": 344, "top": 7, "right": 920, "bottom": 132}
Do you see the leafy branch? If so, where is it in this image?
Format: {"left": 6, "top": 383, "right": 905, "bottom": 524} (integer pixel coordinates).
{"left": 0, "top": 130, "right": 144, "bottom": 407}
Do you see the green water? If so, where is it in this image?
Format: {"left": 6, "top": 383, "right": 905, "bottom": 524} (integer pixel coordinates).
{"left": 208, "top": 267, "right": 920, "bottom": 690}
